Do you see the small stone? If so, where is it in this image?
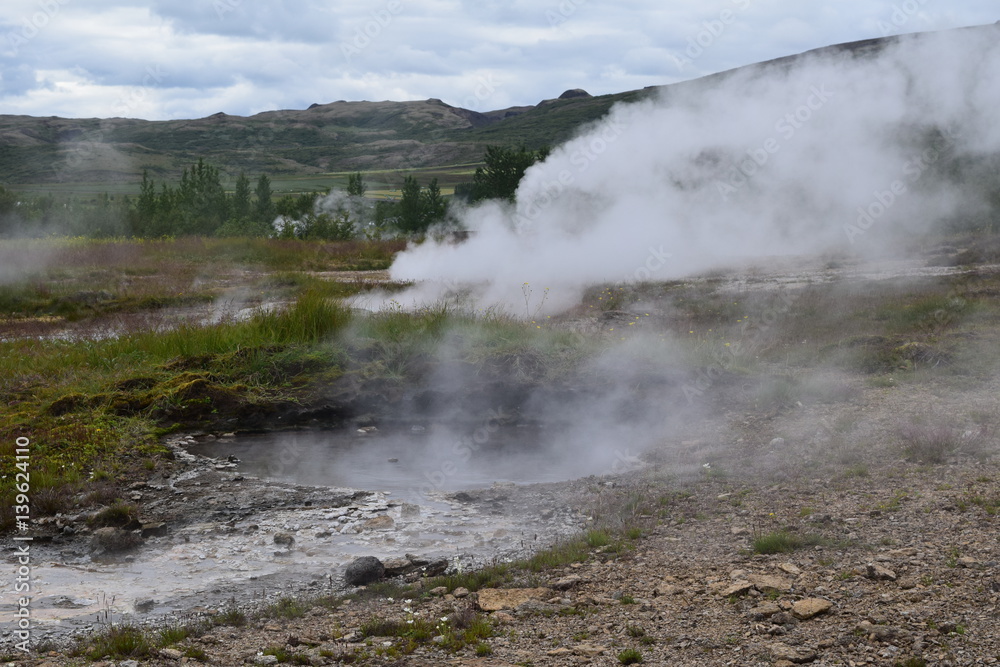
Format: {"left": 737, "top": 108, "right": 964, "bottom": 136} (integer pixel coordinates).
{"left": 548, "top": 648, "right": 572, "bottom": 656}
{"left": 453, "top": 587, "right": 470, "bottom": 598}
{"left": 865, "top": 563, "right": 897, "bottom": 581}
{"left": 253, "top": 655, "right": 279, "bottom": 665}
{"left": 731, "top": 525, "right": 750, "bottom": 536}
{"left": 273, "top": 532, "right": 295, "bottom": 546}
{"left": 429, "top": 586, "right": 448, "bottom": 596}
{"left": 552, "top": 576, "right": 582, "bottom": 591}
{"left": 654, "top": 583, "right": 681, "bottom": 596}
{"left": 749, "top": 574, "right": 793, "bottom": 593}
{"left": 722, "top": 580, "right": 754, "bottom": 597}
{"left": 363, "top": 515, "right": 395, "bottom": 531}
{"left": 572, "top": 644, "right": 606, "bottom": 657}
{"left": 779, "top": 563, "right": 802, "bottom": 576}
{"left": 770, "top": 437, "right": 786, "bottom": 447}
{"left": 749, "top": 602, "right": 782, "bottom": 620}
{"left": 770, "top": 642, "right": 817, "bottom": 663}
{"left": 159, "top": 648, "right": 183, "bottom": 660}
{"left": 957, "top": 556, "right": 979, "bottom": 568}
{"left": 791, "top": 598, "right": 833, "bottom": 620}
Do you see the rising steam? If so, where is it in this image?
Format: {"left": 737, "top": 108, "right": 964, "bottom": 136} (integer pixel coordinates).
{"left": 380, "top": 25, "right": 1000, "bottom": 314}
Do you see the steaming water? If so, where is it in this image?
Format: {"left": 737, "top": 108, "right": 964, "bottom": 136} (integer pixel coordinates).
{"left": 186, "top": 427, "right": 585, "bottom": 497}
{"left": 1, "top": 427, "right": 594, "bottom": 640}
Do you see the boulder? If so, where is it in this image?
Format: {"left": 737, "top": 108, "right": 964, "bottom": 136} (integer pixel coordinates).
{"left": 344, "top": 556, "right": 384, "bottom": 586}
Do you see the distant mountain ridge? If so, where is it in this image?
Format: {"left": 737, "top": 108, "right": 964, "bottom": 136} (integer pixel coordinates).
{"left": 1, "top": 23, "right": 996, "bottom": 187}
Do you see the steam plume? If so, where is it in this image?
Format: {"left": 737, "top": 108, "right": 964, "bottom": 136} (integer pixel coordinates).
{"left": 383, "top": 25, "right": 1000, "bottom": 314}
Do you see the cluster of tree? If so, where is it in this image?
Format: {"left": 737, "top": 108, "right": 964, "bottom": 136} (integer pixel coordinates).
{"left": 0, "top": 145, "right": 551, "bottom": 239}
{"left": 135, "top": 160, "right": 276, "bottom": 237}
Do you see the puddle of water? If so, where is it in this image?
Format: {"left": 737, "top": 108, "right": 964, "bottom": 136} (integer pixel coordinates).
{"left": 1, "top": 426, "right": 600, "bottom": 639}
{"left": 186, "top": 426, "right": 583, "bottom": 499}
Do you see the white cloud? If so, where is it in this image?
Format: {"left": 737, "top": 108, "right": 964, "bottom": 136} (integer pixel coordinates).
{"left": 0, "top": 1, "right": 996, "bottom": 119}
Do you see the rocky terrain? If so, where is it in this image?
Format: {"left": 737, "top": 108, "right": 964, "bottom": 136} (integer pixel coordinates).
{"left": 6, "top": 449, "right": 999, "bottom": 666}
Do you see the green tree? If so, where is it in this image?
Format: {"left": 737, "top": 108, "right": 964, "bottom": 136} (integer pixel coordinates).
{"left": 421, "top": 178, "right": 446, "bottom": 224}
{"left": 469, "top": 145, "right": 550, "bottom": 203}
{"left": 347, "top": 172, "right": 367, "bottom": 197}
{"left": 254, "top": 174, "right": 276, "bottom": 223}
{"left": 231, "top": 172, "right": 252, "bottom": 221}
{"left": 397, "top": 175, "right": 424, "bottom": 233}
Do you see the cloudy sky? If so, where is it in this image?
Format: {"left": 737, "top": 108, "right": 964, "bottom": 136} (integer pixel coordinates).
{"left": 0, "top": 0, "right": 995, "bottom": 120}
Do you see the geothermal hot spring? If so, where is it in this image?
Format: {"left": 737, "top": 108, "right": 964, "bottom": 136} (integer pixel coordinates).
{"left": 3, "top": 424, "right": 630, "bottom": 636}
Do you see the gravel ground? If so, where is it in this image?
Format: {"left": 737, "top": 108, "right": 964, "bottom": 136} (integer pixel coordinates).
{"left": 11, "top": 457, "right": 998, "bottom": 666}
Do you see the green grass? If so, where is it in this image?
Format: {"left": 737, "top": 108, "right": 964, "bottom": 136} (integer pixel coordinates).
{"left": 618, "top": 648, "right": 644, "bottom": 664}
{"left": 75, "top": 625, "right": 155, "bottom": 661}
{"left": 752, "top": 531, "right": 832, "bottom": 555}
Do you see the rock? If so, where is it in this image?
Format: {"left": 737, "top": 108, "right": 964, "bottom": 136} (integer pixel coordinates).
{"left": 770, "top": 642, "right": 817, "bottom": 663}
{"left": 515, "top": 600, "right": 566, "bottom": 616}
{"left": 253, "top": 655, "right": 279, "bottom": 665}
{"left": 750, "top": 574, "right": 794, "bottom": 593}
{"left": 779, "top": 563, "right": 802, "bottom": 576}
{"left": 477, "top": 588, "right": 551, "bottom": 611}
{"left": 551, "top": 575, "right": 582, "bottom": 590}
{"left": 119, "top": 661, "right": 140, "bottom": 667}
{"left": 159, "top": 648, "right": 183, "bottom": 660}
{"left": 548, "top": 647, "right": 573, "bottom": 656}
{"left": 749, "top": 602, "right": 782, "bottom": 620}
{"left": 91, "top": 527, "right": 142, "bottom": 553}
{"left": 770, "top": 437, "right": 786, "bottom": 447}
{"left": 273, "top": 532, "right": 295, "bottom": 546}
{"left": 957, "top": 556, "right": 979, "bottom": 568}
{"left": 654, "top": 583, "right": 681, "bottom": 596}
{"left": 722, "top": 580, "right": 754, "bottom": 597}
{"left": 771, "top": 612, "right": 798, "bottom": 626}
{"left": 865, "top": 563, "right": 897, "bottom": 581}
{"left": 429, "top": 586, "right": 448, "bottom": 596}
{"left": 140, "top": 521, "right": 168, "bottom": 538}
{"left": 453, "top": 587, "right": 470, "bottom": 598}
{"left": 731, "top": 525, "right": 750, "bottom": 536}
{"left": 363, "top": 515, "right": 395, "bottom": 531}
{"left": 344, "top": 556, "right": 384, "bottom": 586}
{"left": 572, "top": 644, "right": 606, "bottom": 657}
{"left": 382, "top": 557, "right": 414, "bottom": 577}
{"left": 791, "top": 598, "right": 833, "bottom": 620}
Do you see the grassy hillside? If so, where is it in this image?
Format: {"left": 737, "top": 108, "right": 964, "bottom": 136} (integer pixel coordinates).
{"left": 2, "top": 24, "right": 997, "bottom": 195}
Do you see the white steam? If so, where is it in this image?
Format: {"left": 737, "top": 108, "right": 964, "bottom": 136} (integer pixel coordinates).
{"left": 384, "top": 25, "right": 1000, "bottom": 314}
